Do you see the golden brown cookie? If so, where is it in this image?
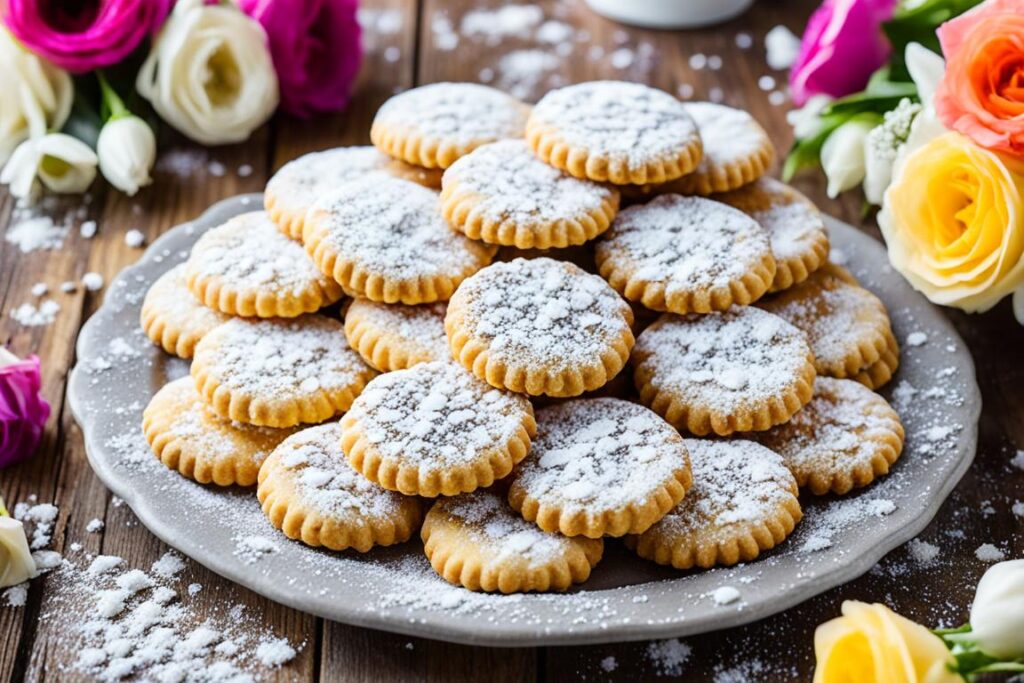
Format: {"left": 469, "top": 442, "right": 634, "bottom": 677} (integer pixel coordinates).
{"left": 343, "top": 299, "right": 450, "bottom": 372}
{"left": 440, "top": 139, "right": 620, "bottom": 249}
{"left": 632, "top": 307, "right": 816, "bottom": 436}
{"left": 595, "top": 194, "right": 776, "bottom": 314}
{"left": 527, "top": 81, "right": 702, "bottom": 185}
{"left": 421, "top": 490, "right": 604, "bottom": 593}
{"left": 852, "top": 338, "right": 900, "bottom": 390}
{"left": 445, "top": 257, "right": 635, "bottom": 397}
{"left": 191, "top": 315, "right": 376, "bottom": 428}
{"left": 508, "top": 398, "right": 691, "bottom": 538}
{"left": 186, "top": 211, "right": 344, "bottom": 318}
{"left": 627, "top": 438, "right": 802, "bottom": 569}
{"left": 371, "top": 82, "right": 531, "bottom": 169}
{"left": 755, "top": 377, "right": 904, "bottom": 495}
{"left": 341, "top": 361, "right": 535, "bottom": 497}
{"left": 257, "top": 422, "right": 424, "bottom": 551}
{"left": 140, "top": 263, "right": 229, "bottom": 359}
{"left": 143, "top": 377, "right": 294, "bottom": 487}
{"left": 715, "top": 177, "right": 830, "bottom": 292}
{"left": 303, "top": 176, "right": 496, "bottom": 304}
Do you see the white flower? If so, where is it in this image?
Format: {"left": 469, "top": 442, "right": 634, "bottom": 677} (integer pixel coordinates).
{"left": 136, "top": 0, "right": 279, "bottom": 145}
{"left": 905, "top": 42, "right": 946, "bottom": 108}
{"left": 821, "top": 117, "right": 877, "bottom": 198}
{"left": 786, "top": 94, "right": 834, "bottom": 139}
{"left": 97, "top": 116, "right": 155, "bottom": 196}
{"left": 970, "top": 559, "right": 1024, "bottom": 659}
{"left": 0, "top": 28, "right": 72, "bottom": 166}
{"left": 0, "top": 133, "right": 98, "bottom": 201}
{"left": 863, "top": 99, "right": 923, "bottom": 205}
{"left": 1014, "top": 288, "right": 1024, "bottom": 326}
{"left": 0, "top": 517, "right": 36, "bottom": 588}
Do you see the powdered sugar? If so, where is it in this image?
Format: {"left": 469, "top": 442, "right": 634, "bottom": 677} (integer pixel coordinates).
{"left": 265, "top": 146, "right": 390, "bottom": 218}
{"left": 682, "top": 102, "right": 769, "bottom": 174}
{"left": 513, "top": 398, "right": 688, "bottom": 511}
{"left": 975, "top": 543, "right": 1006, "bottom": 562}
{"left": 11, "top": 299, "right": 60, "bottom": 326}
{"left": 346, "top": 299, "right": 450, "bottom": 364}
{"left": 530, "top": 81, "right": 698, "bottom": 168}
{"left": 646, "top": 638, "right": 692, "bottom": 676}
{"left": 717, "top": 177, "right": 827, "bottom": 261}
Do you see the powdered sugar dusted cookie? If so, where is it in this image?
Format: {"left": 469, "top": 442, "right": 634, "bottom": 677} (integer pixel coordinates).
{"left": 757, "top": 263, "right": 898, "bottom": 383}
{"left": 716, "top": 177, "right": 830, "bottom": 292}
{"left": 527, "top": 81, "right": 702, "bottom": 185}
{"left": 632, "top": 307, "right": 816, "bottom": 436}
{"left": 140, "top": 263, "right": 229, "bottom": 359}
{"left": 595, "top": 195, "right": 777, "bottom": 313}
{"left": 756, "top": 377, "right": 904, "bottom": 495}
{"left": 441, "top": 139, "right": 620, "bottom": 249}
{"left": 852, "top": 342, "right": 899, "bottom": 390}
{"left": 446, "top": 257, "right": 635, "bottom": 397}
{"left": 371, "top": 82, "right": 531, "bottom": 169}
{"left": 341, "top": 362, "right": 535, "bottom": 497}
{"left": 344, "top": 299, "right": 449, "bottom": 372}
{"left": 191, "top": 316, "right": 376, "bottom": 428}
{"left": 628, "top": 438, "right": 802, "bottom": 569}
{"left": 303, "top": 177, "right": 496, "bottom": 304}
{"left": 258, "top": 423, "right": 424, "bottom": 551}
{"left": 143, "top": 377, "right": 294, "bottom": 487}
{"left": 508, "top": 398, "right": 692, "bottom": 538}
{"left": 421, "top": 490, "right": 604, "bottom": 593}
{"left": 186, "top": 211, "right": 343, "bottom": 318}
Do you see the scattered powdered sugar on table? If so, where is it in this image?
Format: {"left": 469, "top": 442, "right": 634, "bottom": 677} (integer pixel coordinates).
{"left": 15, "top": 501, "right": 60, "bottom": 549}
{"left": 10, "top": 299, "right": 60, "bottom": 326}
{"left": 646, "top": 638, "right": 692, "bottom": 676}
{"left": 907, "top": 539, "right": 940, "bottom": 565}
{"left": 5, "top": 212, "right": 69, "bottom": 252}
{"left": 765, "top": 25, "right": 801, "bottom": 70}
{"left": 975, "top": 543, "right": 1006, "bottom": 562}
{"left": 1010, "top": 450, "right": 1024, "bottom": 471}
{"left": 265, "top": 146, "right": 391, "bottom": 216}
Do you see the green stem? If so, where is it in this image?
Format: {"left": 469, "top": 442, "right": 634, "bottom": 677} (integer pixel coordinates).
{"left": 96, "top": 72, "right": 130, "bottom": 122}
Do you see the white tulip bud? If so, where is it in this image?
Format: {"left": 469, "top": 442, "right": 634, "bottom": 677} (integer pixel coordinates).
{"left": 0, "top": 132, "right": 97, "bottom": 202}
{"left": 786, "top": 94, "right": 833, "bottom": 140}
{"left": 970, "top": 559, "right": 1024, "bottom": 659}
{"left": 97, "top": 116, "right": 155, "bottom": 196}
{"left": 0, "top": 517, "right": 36, "bottom": 588}
{"left": 821, "top": 118, "right": 877, "bottom": 198}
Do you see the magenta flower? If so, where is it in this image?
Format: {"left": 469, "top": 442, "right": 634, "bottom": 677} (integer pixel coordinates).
{"left": 241, "top": 0, "right": 362, "bottom": 118}
{"left": 0, "top": 350, "right": 50, "bottom": 469}
{"left": 789, "top": 0, "right": 898, "bottom": 106}
{"left": 1, "top": 0, "right": 172, "bottom": 73}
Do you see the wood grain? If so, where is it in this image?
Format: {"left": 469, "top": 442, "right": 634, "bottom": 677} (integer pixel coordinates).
{"left": 1, "top": 0, "right": 1021, "bottom": 681}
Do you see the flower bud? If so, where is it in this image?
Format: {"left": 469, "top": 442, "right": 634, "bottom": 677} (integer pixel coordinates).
{"left": 98, "top": 116, "right": 155, "bottom": 196}
{"left": 821, "top": 117, "right": 877, "bottom": 198}
{"left": 0, "top": 516, "right": 36, "bottom": 588}
{"left": 970, "top": 559, "right": 1024, "bottom": 659}
{"left": 0, "top": 133, "right": 97, "bottom": 201}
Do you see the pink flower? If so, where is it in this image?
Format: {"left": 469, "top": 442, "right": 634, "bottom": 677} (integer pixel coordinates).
{"left": 790, "top": 0, "right": 898, "bottom": 106}
{"left": 934, "top": 0, "right": 1024, "bottom": 157}
{"left": 241, "top": 0, "right": 362, "bottom": 118}
{"left": 0, "top": 350, "right": 50, "bottom": 469}
{"left": 1, "top": 0, "right": 172, "bottom": 73}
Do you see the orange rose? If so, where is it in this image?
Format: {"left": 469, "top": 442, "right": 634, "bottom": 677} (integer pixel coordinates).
{"left": 934, "top": 0, "right": 1024, "bottom": 157}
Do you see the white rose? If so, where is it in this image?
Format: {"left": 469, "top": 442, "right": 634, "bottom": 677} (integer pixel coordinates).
{"left": 0, "top": 517, "right": 36, "bottom": 588}
{"left": 821, "top": 117, "right": 877, "bottom": 198}
{"left": 0, "top": 28, "right": 73, "bottom": 165}
{"left": 0, "top": 133, "right": 98, "bottom": 201}
{"left": 970, "top": 559, "right": 1024, "bottom": 659}
{"left": 98, "top": 116, "right": 156, "bottom": 196}
{"left": 136, "top": 0, "right": 279, "bottom": 145}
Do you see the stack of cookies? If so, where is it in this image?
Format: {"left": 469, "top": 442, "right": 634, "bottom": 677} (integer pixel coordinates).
{"left": 139, "top": 80, "right": 905, "bottom": 594}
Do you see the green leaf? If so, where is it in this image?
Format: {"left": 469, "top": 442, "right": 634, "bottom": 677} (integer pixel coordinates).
{"left": 821, "top": 67, "right": 919, "bottom": 116}
{"left": 782, "top": 113, "right": 850, "bottom": 181}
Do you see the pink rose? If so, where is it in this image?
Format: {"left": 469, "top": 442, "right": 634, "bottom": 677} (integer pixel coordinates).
{"left": 0, "top": 351, "right": 50, "bottom": 469}
{"left": 1, "top": 0, "right": 172, "bottom": 73}
{"left": 934, "top": 0, "right": 1024, "bottom": 157}
{"left": 790, "top": 0, "right": 898, "bottom": 106}
{"left": 241, "top": 0, "right": 362, "bottom": 118}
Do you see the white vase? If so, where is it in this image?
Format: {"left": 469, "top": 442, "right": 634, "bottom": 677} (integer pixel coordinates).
{"left": 585, "top": 0, "right": 755, "bottom": 29}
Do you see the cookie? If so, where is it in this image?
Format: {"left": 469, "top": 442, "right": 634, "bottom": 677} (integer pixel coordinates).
{"left": 632, "top": 307, "right": 816, "bottom": 436}
{"left": 186, "top": 211, "right": 343, "bottom": 318}
{"left": 756, "top": 377, "right": 904, "bottom": 495}
{"left": 595, "top": 195, "right": 776, "bottom": 314}
{"left": 257, "top": 422, "right": 424, "bottom": 551}
{"left": 371, "top": 82, "right": 531, "bottom": 169}
{"left": 715, "top": 177, "right": 830, "bottom": 292}
{"left": 386, "top": 157, "right": 445, "bottom": 190}
{"left": 344, "top": 299, "right": 449, "bottom": 372}
{"left": 140, "top": 263, "right": 229, "bottom": 359}
{"left": 527, "top": 81, "right": 702, "bottom": 185}
{"left": 440, "top": 139, "right": 620, "bottom": 249}
{"left": 852, "top": 340, "right": 900, "bottom": 390}
{"left": 191, "top": 315, "right": 376, "bottom": 428}
{"left": 507, "top": 398, "right": 691, "bottom": 538}
{"left": 445, "top": 257, "right": 635, "bottom": 397}
{"left": 303, "top": 176, "right": 496, "bottom": 304}
{"left": 757, "top": 263, "right": 897, "bottom": 380}
{"left": 340, "top": 362, "right": 535, "bottom": 497}
{"left": 627, "top": 438, "right": 802, "bottom": 569}
{"left": 143, "top": 377, "right": 294, "bottom": 487}
{"left": 421, "top": 490, "right": 604, "bottom": 593}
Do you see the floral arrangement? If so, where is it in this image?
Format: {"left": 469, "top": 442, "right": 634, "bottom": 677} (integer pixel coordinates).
{"left": 814, "top": 560, "right": 1024, "bottom": 681}
{"left": 0, "top": 0, "right": 362, "bottom": 202}
{"left": 0, "top": 347, "right": 49, "bottom": 469}
{"left": 785, "top": 0, "right": 1024, "bottom": 322}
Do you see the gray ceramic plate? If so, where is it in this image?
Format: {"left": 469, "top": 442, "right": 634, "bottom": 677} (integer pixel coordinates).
{"left": 68, "top": 194, "right": 980, "bottom": 647}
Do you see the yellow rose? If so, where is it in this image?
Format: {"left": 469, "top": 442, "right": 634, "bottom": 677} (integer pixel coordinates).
{"left": 879, "top": 131, "right": 1024, "bottom": 312}
{"left": 813, "top": 601, "right": 960, "bottom": 683}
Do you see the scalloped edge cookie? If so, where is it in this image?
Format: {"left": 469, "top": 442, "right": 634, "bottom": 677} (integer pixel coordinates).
{"left": 140, "top": 263, "right": 229, "bottom": 359}
{"left": 343, "top": 299, "right": 450, "bottom": 372}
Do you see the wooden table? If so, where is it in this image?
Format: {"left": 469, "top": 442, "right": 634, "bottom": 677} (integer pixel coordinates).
{"left": 2, "top": 1, "right": 1021, "bottom": 680}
